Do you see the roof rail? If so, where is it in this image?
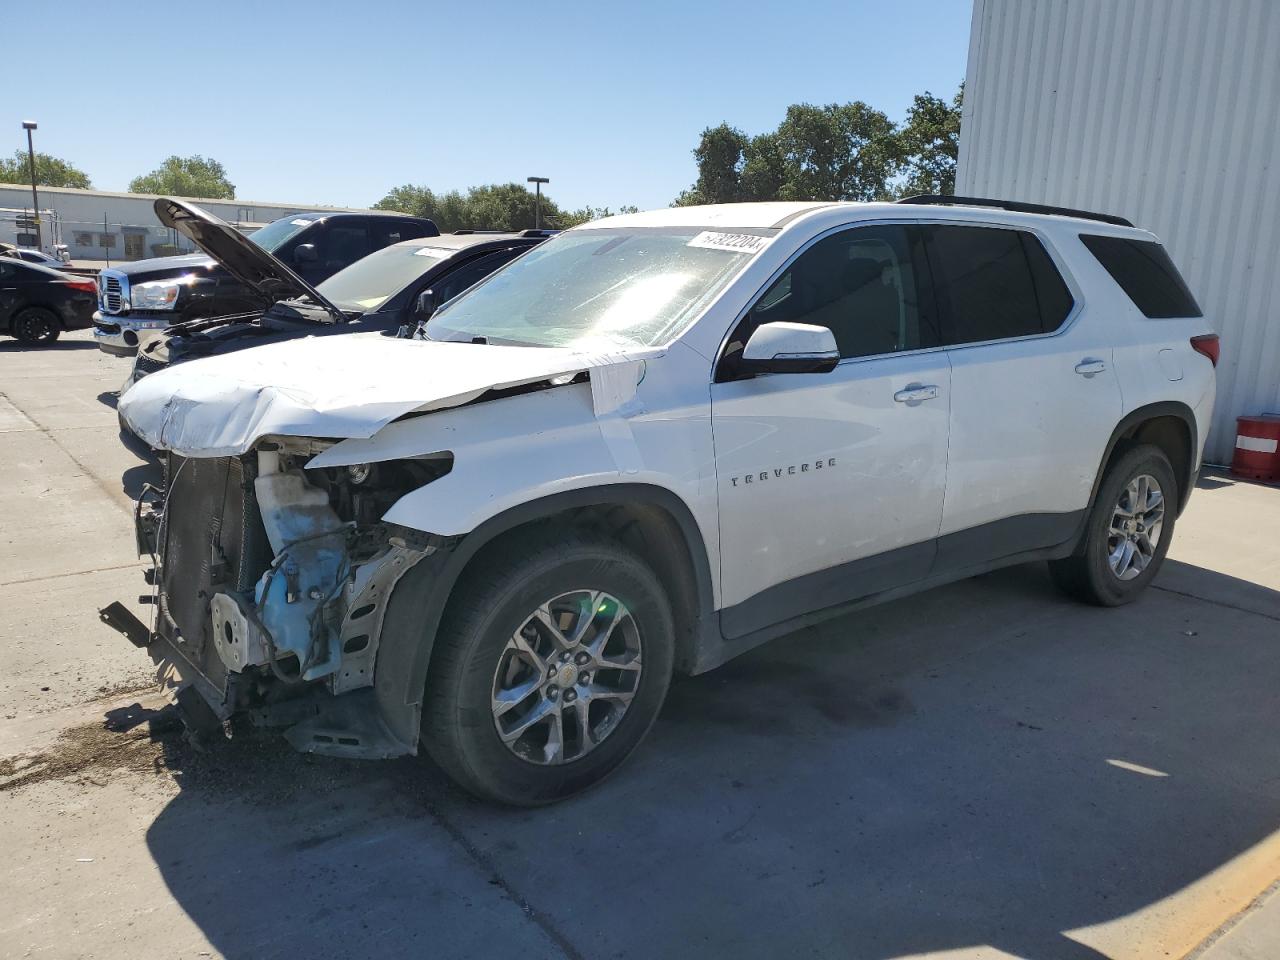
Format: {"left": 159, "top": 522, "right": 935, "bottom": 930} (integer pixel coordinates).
{"left": 451, "top": 229, "right": 509, "bottom": 235}
{"left": 896, "top": 194, "right": 1134, "bottom": 228}
{"left": 518, "top": 229, "right": 559, "bottom": 238}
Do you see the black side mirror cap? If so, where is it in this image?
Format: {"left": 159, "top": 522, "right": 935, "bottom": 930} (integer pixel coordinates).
{"left": 414, "top": 288, "right": 439, "bottom": 320}
{"left": 737, "top": 354, "right": 840, "bottom": 375}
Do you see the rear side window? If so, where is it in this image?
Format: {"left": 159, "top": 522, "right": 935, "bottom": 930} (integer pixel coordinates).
{"left": 924, "top": 225, "right": 1075, "bottom": 344}
{"left": 1080, "top": 234, "right": 1202, "bottom": 318}
{"left": 317, "top": 223, "right": 371, "bottom": 270}
{"left": 370, "top": 218, "right": 434, "bottom": 249}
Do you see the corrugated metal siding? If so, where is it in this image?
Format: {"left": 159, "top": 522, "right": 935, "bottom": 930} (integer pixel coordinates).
{"left": 958, "top": 0, "right": 1280, "bottom": 463}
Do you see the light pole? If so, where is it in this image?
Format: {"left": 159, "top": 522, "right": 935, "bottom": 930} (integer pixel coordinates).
{"left": 527, "top": 176, "right": 549, "bottom": 229}
{"left": 22, "top": 121, "right": 41, "bottom": 250}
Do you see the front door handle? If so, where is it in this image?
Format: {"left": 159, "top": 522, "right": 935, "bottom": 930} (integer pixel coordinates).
{"left": 893, "top": 384, "right": 939, "bottom": 404}
{"left": 1075, "top": 358, "right": 1107, "bottom": 376}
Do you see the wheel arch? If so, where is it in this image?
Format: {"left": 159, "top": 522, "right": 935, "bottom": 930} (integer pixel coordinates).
{"left": 372, "top": 483, "right": 717, "bottom": 750}
{"left": 1090, "top": 401, "right": 1198, "bottom": 516}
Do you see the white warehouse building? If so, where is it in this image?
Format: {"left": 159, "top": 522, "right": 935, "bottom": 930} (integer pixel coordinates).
{"left": 957, "top": 0, "right": 1279, "bottom": 464}
{"left": 0, "top": 184, "right": 376, "bottom": 263}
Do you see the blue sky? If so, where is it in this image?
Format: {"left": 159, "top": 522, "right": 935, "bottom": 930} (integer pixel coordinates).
{"left": 8, "top": 0, "right": 971, "bottom": 211}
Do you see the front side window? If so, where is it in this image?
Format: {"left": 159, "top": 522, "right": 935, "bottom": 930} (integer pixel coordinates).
{"left": 737, "top": 224, "right": 934, "bottom": 360}
{"left": 426, "top": 228, "right": 761, "bottom": 349}
{"left": 431, "top": 250, "right": 524, "bottom": 305}
{"left": 925, "top": 225, "right": 1074, "bottom": 344}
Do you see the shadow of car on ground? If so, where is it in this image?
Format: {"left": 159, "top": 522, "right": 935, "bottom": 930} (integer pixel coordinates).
{"left": 0, "top": 338, "right": 100, "bottom": 352}
{"left": 132, "top": 558, "right": 1280, "bottom": 960}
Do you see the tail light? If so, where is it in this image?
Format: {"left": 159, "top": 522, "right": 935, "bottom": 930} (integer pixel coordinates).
{"left": 64, "top": 279, "right": 97, "bottom": 294}
{"left": 1190, "top": 334, "right": 1220, "bottom": 367}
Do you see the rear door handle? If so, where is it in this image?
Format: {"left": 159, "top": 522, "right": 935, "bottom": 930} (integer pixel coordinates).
{"left": 1075, "top": 358, "right": 1107, "bottom": 376}
{"left": 893, "top": 384, "right": 939, "bottom": 403}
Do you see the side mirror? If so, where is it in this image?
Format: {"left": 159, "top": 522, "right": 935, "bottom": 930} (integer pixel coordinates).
{"left": 414, "top": 288, "right": 439, "bottom": 320}
{"left": 739, "top": 322, "right": 840, "bottom": 374}
{"left": 293, "top": 243, "right": 318, "bottom": 264}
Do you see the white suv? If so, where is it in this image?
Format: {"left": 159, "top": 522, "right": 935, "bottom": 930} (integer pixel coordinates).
{"left": 115, "top": 197, "right": 1218, "bottom": 804}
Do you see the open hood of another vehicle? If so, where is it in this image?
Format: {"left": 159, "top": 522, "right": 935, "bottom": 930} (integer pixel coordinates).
{"left": 153, "top": 198, "right": 345, "bottom": 321}
{"left": 117, "top": 332, "right": 658, "bottom": 457}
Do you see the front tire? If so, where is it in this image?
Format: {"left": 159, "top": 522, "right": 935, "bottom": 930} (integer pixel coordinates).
{"left": 421, "top": 531, "right": 674, "bottom": 806}
{"left": 12, "top": 307, "right": 61, "bottom": 345}
{"left": 1049, "top": 444, "right": 1177, "bottom": 606}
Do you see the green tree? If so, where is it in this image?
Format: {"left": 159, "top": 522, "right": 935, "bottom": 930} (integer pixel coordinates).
{"left": 560, "top": 204, "right": 640, "bottom": 226}
{"left": 675, "top": 101, "right": 902, "bottom": 204}
{"left": 372, "top": 182, "right": 627, "bottom": 231}
{"left": 674, "top": 124, "right": 749, "bottom": 205}
{"left": 0, "top": 149, "right": 91, "bottom": 189}
{"left": 769, "top": 102, "right": 901, "bottom": 201}
{"left": 896, "top": 85, "right": 964, "bottom": 197}
{"left": 371, "top": 184, "right": 435, "bottom": 216}
{"left": 128, "top": 155, "right": 235, "bottom": 199}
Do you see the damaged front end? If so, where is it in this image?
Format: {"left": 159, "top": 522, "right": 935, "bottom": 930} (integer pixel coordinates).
{"left": 128, "top": 441, "right": 451, "bottom": 757}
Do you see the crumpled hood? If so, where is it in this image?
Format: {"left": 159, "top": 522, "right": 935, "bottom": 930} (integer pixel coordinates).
{"left": 118, "top": 332, "right": 654, "bottom": 457}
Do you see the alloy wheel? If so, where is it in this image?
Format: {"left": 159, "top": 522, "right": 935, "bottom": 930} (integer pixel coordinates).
{"left": 1107, "top": 473, "right": 1165, "bottom": 581}
{"left": 491, "top": 589, "right": 643, "bottom": 765}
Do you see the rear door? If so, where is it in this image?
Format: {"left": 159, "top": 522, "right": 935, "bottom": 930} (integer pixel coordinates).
{"left": 711, "top": 222, "right": 952, "bottom": 637}
{"left": 925, "top": 222, "right": 1122, "bottom": 568}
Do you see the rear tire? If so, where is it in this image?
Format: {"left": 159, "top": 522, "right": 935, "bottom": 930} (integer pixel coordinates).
{"left": 421, "top": 530, "right": 674, "bottom": 806}
{"left": 12, "top": 307, "right": 61, "bottom": 345}
{"left": 1049, "top": 444, "right": 1177, "bottom": 606}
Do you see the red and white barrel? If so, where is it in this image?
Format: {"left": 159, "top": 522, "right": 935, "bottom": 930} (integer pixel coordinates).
{"left": 1231, "top": 414, "right": 1280, "bottom": 482}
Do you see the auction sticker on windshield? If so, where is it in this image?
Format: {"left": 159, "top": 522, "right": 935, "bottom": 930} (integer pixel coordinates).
{"left": 686, "top": 231, "right": 771, "bottom": 254}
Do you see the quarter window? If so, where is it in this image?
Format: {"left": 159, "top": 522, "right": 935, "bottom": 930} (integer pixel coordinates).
{"left": 925, "top": 225, "right": 1073, "bottom": 344}
{"left": 739, "top": 224, "right": 935, "bottom": 361}
{"left": 1079, "top": 234, "right": 1202, "bottom": 318}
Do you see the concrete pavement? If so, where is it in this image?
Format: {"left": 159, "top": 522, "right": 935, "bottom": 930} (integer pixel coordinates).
{"left": 2, "top": 330, "right": 1278, "bottom": 960}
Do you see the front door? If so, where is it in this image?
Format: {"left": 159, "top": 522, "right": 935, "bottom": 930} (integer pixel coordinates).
{"left": 711, "top": 223, "right": 952, "bottom": 638}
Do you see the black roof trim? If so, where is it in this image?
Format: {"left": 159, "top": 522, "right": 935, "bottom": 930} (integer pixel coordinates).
{"left": 897, "top": 194, "right": 1134, "bottom": 228}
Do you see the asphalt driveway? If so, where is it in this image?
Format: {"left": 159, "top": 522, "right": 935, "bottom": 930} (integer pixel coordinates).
{"left": 2, "top": 331, "right": 1278, "bottom": 960}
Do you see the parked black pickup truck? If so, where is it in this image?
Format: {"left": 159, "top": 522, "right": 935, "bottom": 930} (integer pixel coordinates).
{"left": 93, "top": 205, "right": 436, "bottom": 354}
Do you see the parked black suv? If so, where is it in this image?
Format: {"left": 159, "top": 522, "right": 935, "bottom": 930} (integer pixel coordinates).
{"left": 94, "top": 203, "right": 436, "bottom": 354}
{"left": 125, "top": 199, "right": 550, "bottom": 385}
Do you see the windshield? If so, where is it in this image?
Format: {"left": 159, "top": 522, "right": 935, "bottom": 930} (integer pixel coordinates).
{"left": 247, "top": 215, "right": 318, "bottom": 252}
{"left": 425, "top": 228, "right": 763, "bottom": 349}
{"left": 316, "top": 242, "right": 449, "bottom": 312}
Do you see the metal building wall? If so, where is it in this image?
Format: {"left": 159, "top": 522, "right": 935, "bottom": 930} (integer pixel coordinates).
{"left": 957, "top": 0, "right": 1280, "bottom": 464}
